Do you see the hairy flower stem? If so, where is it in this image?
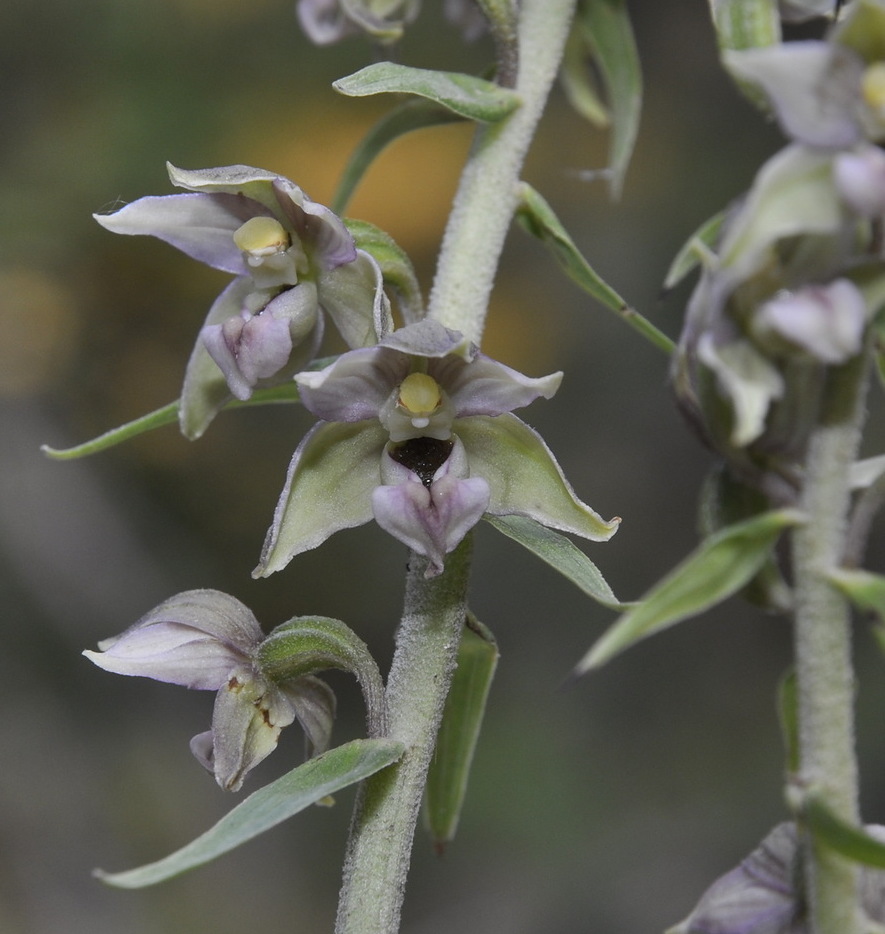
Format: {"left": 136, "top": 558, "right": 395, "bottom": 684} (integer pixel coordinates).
{"left": 792, "top": 351, "right": 869, "bottom": 933}
{"left": 428, "top": 0, "right": 578, "bottom": 345}
{"left": 335, "top": 4, "right": 576, "bottom": 932}
{"left": 335, "top": 539, "right": 472, "bottom": 934}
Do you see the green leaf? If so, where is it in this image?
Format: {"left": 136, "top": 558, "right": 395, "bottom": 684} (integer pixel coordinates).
{"left": 41, "top": 383, "right": 301, "bottom": 461}
{"left": 96, "top": 738, "right": 405, "bottom": 888}
{"left": 333, "top": 63, "right": 521, "bottom": 123}
{"left": 425, "top": 616, "right": 498, "bottom": 851}
{"left": 560, "top": 23, "right": 611, "bottom": 129}
{"left": 258, "top": 616, "right": 387, "bottom": 737}
{"left": 332, "top": 100, "right": 465, "bottom": 215}
{"left": 827, "top": 567, "right": 885, "bottom": 624}
{"left": 801, "top": 793, "right": 885, "bottom": 869}
{"left": 663, "top": 211, "right": 726, "bottom": 291}
{"left": 344, "top": 218, "right": 424, "bottom": 324}
{"left": 708, "top": 0, "right": 781, "bottom": 52}
{"left": 575, "top": 509, "right": 804, "bottom": 673}
{"left": 485, "top": 514, "right": 631, "bottom": 610}
{"left": 515, "top": 183, "right": 675, "bottom": 354}
{"left": 777, "top": 668, "right": 800, "bottom": 775}
{"left": 577, "top": 0, "right": 643, "bottom": 197}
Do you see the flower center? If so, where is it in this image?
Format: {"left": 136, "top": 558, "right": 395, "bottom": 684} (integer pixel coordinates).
{"left": 862, "top": 62, "right": 885, "bottom": 117}
{"left": 398, "top": 373, "right": 442, "bottom": 429}
{"left": 233, "top": 216, "right": 290, "bottom": 261}
{"left": 389, "top": 437, "right": 454, "bottom": 488}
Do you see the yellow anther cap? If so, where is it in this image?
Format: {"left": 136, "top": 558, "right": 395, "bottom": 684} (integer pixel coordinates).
{"left": 233, "top": 216, "right": 289, "bottom": 254}
{"left": 398, "top": 372, "right": 441, "bottom": 415}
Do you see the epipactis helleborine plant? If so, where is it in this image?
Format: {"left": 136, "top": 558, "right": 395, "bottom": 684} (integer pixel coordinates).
{"left": 94, "top": 164, "right": 391, "bottom": 439}
{"left": 256, "top": 319, "right": 620, "bottom": 579}
{"left": 84, "top": 590, "right": 335, "bottom": 791}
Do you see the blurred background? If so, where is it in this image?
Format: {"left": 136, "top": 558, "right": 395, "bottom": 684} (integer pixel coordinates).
{"left": 3, "top": 1, "right": 885, "bottom": 932}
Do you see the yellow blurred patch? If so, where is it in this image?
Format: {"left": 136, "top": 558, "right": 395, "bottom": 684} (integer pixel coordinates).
{"left": 0, "top": 268, "right": 79, "bottom": 397}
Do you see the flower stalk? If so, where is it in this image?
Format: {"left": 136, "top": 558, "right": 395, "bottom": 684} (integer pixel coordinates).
{"left": 335, "top": 1, "right": 578, "bottom": 929}
{"left": 792, "top": 348, "right": 870, "bottom": 933}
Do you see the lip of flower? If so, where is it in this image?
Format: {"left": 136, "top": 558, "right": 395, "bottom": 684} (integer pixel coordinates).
{"left": 254, "top": 322, "right": 620, "bottom": 577}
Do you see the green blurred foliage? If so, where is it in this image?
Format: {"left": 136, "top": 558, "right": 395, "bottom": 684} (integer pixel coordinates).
{"left": 3, "top": 2, "right": 885, "bottom": 933}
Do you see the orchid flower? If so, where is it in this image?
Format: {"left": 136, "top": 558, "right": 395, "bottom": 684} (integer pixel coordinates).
{"left": 83, "top": 590, "right": 335, "bottom": 791}
{"left": 255, "top": 320, "right": 619, "bottom": 579}
{"left": 94, "top": 164, "right": 391, "bottom": 438}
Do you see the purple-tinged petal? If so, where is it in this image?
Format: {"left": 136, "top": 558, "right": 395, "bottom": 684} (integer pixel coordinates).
{"left": 373, "top": 442, "right": 489, "bottom": 576}
{"left": 834, "top": 144, "right": 885, "bottom": 216}
{"left": 273, "top": 179, "right": 357, "bottom": 270}
{"left": 381, "top": 318, "right": 472, "bottom": 359}
{"left": 295, "top": 346, "right": 408, "bottom": 421}
{"left": 255, "top": 421, "right": 388, "bottom": 577}
{"left": 430, "top": 353, "right": 562, "bottom": 417}
{"left": 318, "top": 249, "right": 393, "bottom": 348}
{"left": 281, "top": 675, "right": 337, "bottom": 757}
{"left": 94, "top": 192, "right": 271, "bottom": 274}
{"left": 723, "top": 43, "right": 865, "bottom": 149}
{"left": 167, "top": 163, "right": 293, "bottom": 215}
{"left": 667, "top": 824, "right": 800, "bottom": 934}
{"left": 83, "top": 590, "right": 262, "bottom": 690}
{"left": 297, "top": 0, "right": 359, "bottom": 44}
{"left": 455, "top": 414, "right": 620, "bottom": 541}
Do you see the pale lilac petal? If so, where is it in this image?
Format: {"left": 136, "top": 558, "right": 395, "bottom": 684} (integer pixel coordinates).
{"left": 723, "top": 43, "right": 865, "bottom": 149}
{"left": 834, "top": 144, "right": 885, "bottom": 216}
{"left": 202, "top": 312, "right": 293, "bottom": 400}
{"left": 381, "top": 319, "right": 471, "bottom": 358}
{"left": 430, "top": 353, "right": 562, "bottom": 417}
{"left": 295, "top": 347, "right": 408, "bottom": 421}
{"left": 94, "top": 192, "right": 272, "bottom": 274}
{"left": 83, "top": 590, "right": 263, "bottom": 690}
{"left": 318, "top": 249, "right": 393, "bottom": 348}
{"left": 373, "top": 443, "right": 490, "bottom": 576}
{"left": 274, "top": 179, "right": 357, "bottom": 269}
{"left": 296, "top": 0, "right": 358, "bottom": 44}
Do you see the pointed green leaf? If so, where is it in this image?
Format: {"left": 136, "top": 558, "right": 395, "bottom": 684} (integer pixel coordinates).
{"left": 425, "top": 616, "right": 498, "bottom": 850}
{"left": 332, "top": 100, "right": 465, "bottom": 215}
{"left": 96, "top": 738, "right": 405, "bottom": 888}
{"left": 485, "top": 514, "right": 631, "bottom": 610}
{"left": 258, "top": 616, "right": 386, "bottom": 737}
{"left": 455, "top": 413, "right": 621, "bottom": 543}
{"left": 663, "top": 211, "right": 726, "bottom": 291}
{"left": 515, "top": 183, "right": 675, "bottom": 354}
{"left": 575, "top": 509, "right": 804, "bottom": 673}
{"left": 333, "top": 63, "right": 521, "bottom": 123}
{"left": 41, "top": 383, "right": 301, "bottom": 461}
{"left": 560, "top": 24, "right": 611, "bottom": 128}
{"left": 802, "top": 793, "right": 885, "bottom": 869}
{"left": 577, "top": 0, "right": 643, "bottom": 197}
{"left": 344, "top": 218, "right": 424, "bottom": 324}
{"left": 777, "top": 668, "right": 800, "bottom": 774}
{"left": 828, "top": 567, "right": 885, "bottom": 623}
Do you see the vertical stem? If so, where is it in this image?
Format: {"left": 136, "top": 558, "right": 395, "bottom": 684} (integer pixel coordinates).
{"left": 428, "top": 0, "right": 578, "bottom": 345}
{"left": 335, "top": 540, "right": 472, "bottom": 934}
{"left": 792, "top": 352, "right": 869, "bottom": 933}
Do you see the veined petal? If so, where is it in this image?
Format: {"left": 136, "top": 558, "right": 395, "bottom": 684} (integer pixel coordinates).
{"left": 94, "top": 192, "right": 270, "bottom": 274}
{"left": 295, "top": 346, "right": 408, "bottom": 421}
{"left": 373, "top": 441, "right": 490, "bottom": 576}
{"left": 273, "top": 180, "right": 357, "bottom": 270}
{"left": 318, "top": 249, "right": 393, "bottom": 348}
{"left": 381, "top": 318, "right": 472, "bottom": 359}
{"left": 83, "top": 589, "right": 262, "bottom": 690}
{"left": 723, "top": 43, "right": 865, "bottom": 149}
{"left": 430, "top": 353, "right": 562, "bottom": 417}
{"left": 168, "top": 163, "right": 293, "bottom": 215}
{"left": 255, "top": 421, "right": 388, "bottom": 576}
{"left": 455, "top": 413, "right": 621, "bottom": 541}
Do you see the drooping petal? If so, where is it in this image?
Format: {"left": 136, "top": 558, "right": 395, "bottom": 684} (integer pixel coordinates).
{"left": 273, "top": 179, "right": 357, "bottom": 270}
{"left": 83, "top": 590, "right": 263, "bottom": 690}
{"left": 94, "top": 192, "right": 270, "bottom": 274}
{"left": 295, "top": 346, "right": 409, "bottom": 422}
{"left": 201, "top": 671, "right": 299, "bottom": 791}
{"left": 281, "top": 675, "right": 338, "bottom": 757}
{"left": 455, "top": 413, "right": 621, "bottom": 541}
{"left": 255, "top": 421, "right": 388, "bottom": 576}
{"left": 430, "top": 353, "right": 562, "bottom": 417}
{"left": 723, "top": 43, "right": 865, "bottom": 149}
{"left": 372, "top": 443, "right": 489, "bottom": 576}
{"left": 317, "top": 249, "right": 392, "bottom": 348}
{"left": 167, "top": 163, "right": 294, "bottom": 214}
{"left": 381, "top": 318, "right": 472, "bottom": 359}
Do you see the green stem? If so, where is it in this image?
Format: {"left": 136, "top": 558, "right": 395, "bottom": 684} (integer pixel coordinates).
{"left": 334, "top": 540, "right": 473, "bottom": 934}
{"left": 335, "top": 5, "right": 576, "bottom": 930}
{"left": 428, "top": 0, "right": 578, "bottom": 345}
{"left": 792, "top": 351, "right": 869, "bottom": 933}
